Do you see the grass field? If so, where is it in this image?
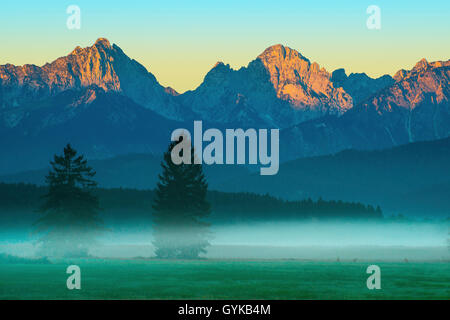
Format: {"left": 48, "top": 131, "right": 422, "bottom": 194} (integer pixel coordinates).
{"left": 0, "top": 259, "right": 448, "bottom": 299}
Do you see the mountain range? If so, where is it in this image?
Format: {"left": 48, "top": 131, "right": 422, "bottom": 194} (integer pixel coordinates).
{"left": 0, "top": 38, "right": 449, "bottom": 174}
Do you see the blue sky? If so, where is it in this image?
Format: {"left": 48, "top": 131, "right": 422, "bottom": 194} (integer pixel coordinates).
{"left": 0, "top": 0, "right": 449, "bottom": 92}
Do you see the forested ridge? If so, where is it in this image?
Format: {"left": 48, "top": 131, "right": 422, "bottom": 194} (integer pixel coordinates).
{"left": 0, "top": 183, "right": 382, "bottom": 222}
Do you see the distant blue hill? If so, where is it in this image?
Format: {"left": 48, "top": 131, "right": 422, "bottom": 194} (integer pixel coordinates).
{"left": 2, "top": 137, "right": 450, "bottom": 217}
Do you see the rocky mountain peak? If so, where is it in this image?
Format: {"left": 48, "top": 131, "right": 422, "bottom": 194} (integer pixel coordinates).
{"left": 212, "top": 61, "right": 226, "bottom": 69}
{"left": 393, "top": 69, "right": 408, "bottom": 81}
{"left": 68, "top": 38, "right": 115, "bottom": 62}
{"left": 94, "top": 37, "right": 112, "bottom": 48}
{"left": 258, "top": 44, "right": 309, "bottom": 64}
{"left": 70, "top": 46, "right": 83, "bottom": 55}
{"left": 182, "top": 44, "right": 357, "bottom": 128}
{"left": 208, "top": 61, "right": 233, "bottom": 74}
{"left": 330, "top": 68, "right": 348, "bottom": 86}
{"left": 363, "top": 57, "right": 450, "bottom": 121}
{"left": 413, "top": 58, "right": 429, "bottom": 72}
{"left": 0, "top": 38, "right": 189, "bottom": 121}
{"left": 202, "top": 61, "right": 233, "bottom": 85}
{"left": 253, "top": 44, "right": 352, "bottom": 113}
{"left": 393, "top": 58, "right": 449, "bottom": 82}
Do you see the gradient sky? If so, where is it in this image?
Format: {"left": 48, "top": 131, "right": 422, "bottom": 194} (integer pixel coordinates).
{"left": 0, "top": 0, "right": 449, "bottom": 93}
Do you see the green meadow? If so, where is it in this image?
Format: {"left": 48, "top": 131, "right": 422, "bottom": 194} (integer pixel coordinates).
{"left": 0, "top": 259, "right": 448, "bottom": 300}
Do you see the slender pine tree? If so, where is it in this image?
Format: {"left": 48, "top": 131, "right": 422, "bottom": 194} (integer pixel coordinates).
{"left": 34, "top": 144, "right": 103, "bottom": 257}
{"left": 152, "top": 136, "right": 211, "bottom": 259}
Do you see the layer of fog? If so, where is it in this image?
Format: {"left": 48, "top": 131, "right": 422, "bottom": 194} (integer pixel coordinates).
{"left": 211, "top": 221, "right": 448, "bottom": 247}
{"left": 0, "top": 220, "right": 448, "bottom": 261}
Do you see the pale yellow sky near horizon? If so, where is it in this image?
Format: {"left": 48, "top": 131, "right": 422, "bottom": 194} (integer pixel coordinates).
{"left": 1, "top": 1, "right": 449, "bottom": 93}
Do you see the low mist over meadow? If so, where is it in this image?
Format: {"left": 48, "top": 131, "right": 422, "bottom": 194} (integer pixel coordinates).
{"left": 1, "top": 217, "right": 448, "bottom": 261}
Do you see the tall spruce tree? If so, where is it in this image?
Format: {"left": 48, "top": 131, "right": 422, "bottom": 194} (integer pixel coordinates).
{"left": 34, "top": 144, "right": 103, "bottom": 257}
{"left": 152, "top": 136, "right": 211, "bottom": 259}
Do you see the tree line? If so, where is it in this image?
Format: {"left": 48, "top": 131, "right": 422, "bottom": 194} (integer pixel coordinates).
{"left": 0, "top": 184, "right": 382, "bottom": 221}
{"left": 0, "top": 142, "right": 383, "bottom": 259}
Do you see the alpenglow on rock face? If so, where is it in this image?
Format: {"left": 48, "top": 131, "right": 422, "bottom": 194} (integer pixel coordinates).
{"left": 256, "top": 44, "right": 352, "bottom": 113}
{"left": 0, "top": 38, "right": 189, "bottom": 121}
{"left": 0, "top": 39, "right": 394, "bottom": 130}
{"left": 282, "top": 57, "right": 450, "bottom": 159}
{"left": 181, "top": 44, "right": 358, "bottom": 128}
